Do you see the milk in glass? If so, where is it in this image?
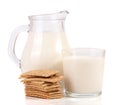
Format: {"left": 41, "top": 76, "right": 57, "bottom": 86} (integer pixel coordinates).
{"left": 63, "top": 56, "right": 105, "bottom": 94}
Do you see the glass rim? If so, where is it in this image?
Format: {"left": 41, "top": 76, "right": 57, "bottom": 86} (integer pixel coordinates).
{"left": 62, "top": 48, "right": 105, "bottom": 57}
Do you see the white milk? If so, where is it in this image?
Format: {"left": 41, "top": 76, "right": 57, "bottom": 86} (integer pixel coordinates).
{"left": 63, "top": 56, "right": 104, "bottom": 93}
{"left": 21, "top": 32, "right": 69, "bottom": 73}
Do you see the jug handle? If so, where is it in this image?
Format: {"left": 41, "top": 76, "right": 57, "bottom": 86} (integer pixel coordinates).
{"left": 8, "top": 25, "right": 29, "bottom": 68}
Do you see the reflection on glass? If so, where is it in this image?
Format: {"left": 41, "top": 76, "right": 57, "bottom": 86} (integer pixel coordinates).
{"left": 25, "top": 96, "right": 102, "bottom": 105}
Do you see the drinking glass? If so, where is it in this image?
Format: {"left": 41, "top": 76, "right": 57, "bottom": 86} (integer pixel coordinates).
{"left": 62, "top": 48, "right": 105, "bottom": 97}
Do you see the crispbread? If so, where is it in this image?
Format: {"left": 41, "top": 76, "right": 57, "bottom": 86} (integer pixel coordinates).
{"left": 24, "top": 81, "right": 58, "bottom": 86}
{"left": 24, "top": 81, "right": 60, "bottom": 87}
{"left": 23, "top": 81, "right": 45, "bottom": 85}
{"left": 25, "top": 83, "right": 61, "bottom": 90}
{"left": 25, "top": 85, "right": 61, "bottom": 92}
{"left": 20, "top": 70, "right": 60, "bottom": 78}
{"left": 26, "top": 89, "right": 63, "bottom": 95}
{"left": 20, "top": 69, "right": 64, "bottom": 99}
{"left": 21, "top": 75, "right": 63, "bottom": 83}
{"left": 26, "top": 92, "right": 63, "bottom": 99}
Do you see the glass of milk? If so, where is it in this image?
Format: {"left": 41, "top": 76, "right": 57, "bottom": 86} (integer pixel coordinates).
{"left": 62, "top": 48, "right": 105, "bottom": 97}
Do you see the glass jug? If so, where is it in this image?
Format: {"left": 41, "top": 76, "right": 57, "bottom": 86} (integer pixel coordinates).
{"left": 8, "top": 11, "right": 70, "bottom": 73}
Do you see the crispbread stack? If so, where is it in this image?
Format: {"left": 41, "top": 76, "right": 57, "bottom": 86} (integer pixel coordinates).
{"left": 19, "top": 70, "right": 64, "bottom": 99}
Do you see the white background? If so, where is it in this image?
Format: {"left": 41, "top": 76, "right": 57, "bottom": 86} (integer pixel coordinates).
{"left": 0, "top": 0, "right": 120, "bottom": 105}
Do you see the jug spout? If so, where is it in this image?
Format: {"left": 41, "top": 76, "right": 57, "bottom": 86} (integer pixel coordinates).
{"left": 58, "top": 10, "right": 69, "bottom": 20}
{"left": 28, "top": 10, "right": 69, "bottom": 32}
